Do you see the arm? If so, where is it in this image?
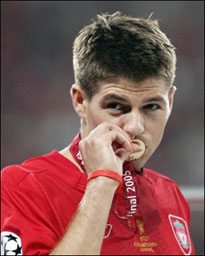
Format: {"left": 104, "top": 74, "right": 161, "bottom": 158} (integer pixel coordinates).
{"left": 50, "top": 122, "right": 133, "bottom": 255}
{"left": 50, "top": 176, "right": 118, "bottom": 255}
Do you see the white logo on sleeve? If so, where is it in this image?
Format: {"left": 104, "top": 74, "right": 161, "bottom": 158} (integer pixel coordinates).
{"left": 1, "top": 232, "right": 22, "bottom": 255}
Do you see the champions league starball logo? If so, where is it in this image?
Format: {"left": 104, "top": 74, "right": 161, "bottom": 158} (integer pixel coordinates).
{"left": 1, "top": 232, "right": 22, "bottom": 255}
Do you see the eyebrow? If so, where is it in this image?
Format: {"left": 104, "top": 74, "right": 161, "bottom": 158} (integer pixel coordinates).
{"left": 101, "top": 94, "right": 129, "bottom": 103}
{"left": 100, "top": 94, "right": 166, "bottom": 104}
{"left": 143, "top": 96, "right": 166, "bottom": 104}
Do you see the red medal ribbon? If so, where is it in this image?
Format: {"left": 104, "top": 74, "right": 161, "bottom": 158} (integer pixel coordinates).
{"left": 69, "top": 133, "right": 86, "bottom": 172}
{"left": 69, "top": 132, "right": 161, "bottom": 234}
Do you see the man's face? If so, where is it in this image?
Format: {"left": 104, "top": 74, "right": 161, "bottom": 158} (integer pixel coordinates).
{"left": 74, "top": 77, "right": 175, "bottom": 169}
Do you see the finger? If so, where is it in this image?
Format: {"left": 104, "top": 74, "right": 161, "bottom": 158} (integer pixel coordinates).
{"left": 90, "top": 122, "right": 132, "bottom": 144}
{"left": 114, "top": 147, "right": 130, "bottom": 163}
{"left": 104, "top": 130, "right": 133, "bottom": 153}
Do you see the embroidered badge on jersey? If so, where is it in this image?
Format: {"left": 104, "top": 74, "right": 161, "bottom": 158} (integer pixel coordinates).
{"left": 104, "top": 224, "right": 112, "bottom": 239}
{"left": 168, "top": 214, "right": 192, "bottom": 255}
{"left": 1, "top": 232, "right": 23, "bottom": 256}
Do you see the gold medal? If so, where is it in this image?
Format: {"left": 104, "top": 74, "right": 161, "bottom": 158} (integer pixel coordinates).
{"left": 126, "top": 139, "right": 145, "bottom": 161}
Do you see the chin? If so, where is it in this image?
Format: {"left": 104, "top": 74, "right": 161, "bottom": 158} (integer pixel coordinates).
{"left": 131, "top": 160, "right": 144, "bottom": 170}
{"left": 131, "top": 152, "right": 151, "bottom": 169}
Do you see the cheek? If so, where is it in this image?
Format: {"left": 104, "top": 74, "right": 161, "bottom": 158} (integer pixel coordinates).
{"left": 148, "top": 117, "right": 168, "bottom": 142}
{"left": 87, "top": 109, "right": 107, "bottom": 127}
{"left": 153, "top": 121, "right": 167, "bottom": 144}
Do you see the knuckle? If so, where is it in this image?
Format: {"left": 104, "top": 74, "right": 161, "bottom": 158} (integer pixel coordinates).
{"left": 92, "top": 136, "right": 103, "bottom": 145}
{"left": 98, "top": 122, "right": 107, "bottom": 129}
{"left": 78, "top": 140, "right": 84, "bottom": 149}
{"left": 89, "top": 137, "right": 97, "bottom": 145}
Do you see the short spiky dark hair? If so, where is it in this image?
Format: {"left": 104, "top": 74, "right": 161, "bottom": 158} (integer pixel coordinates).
{"left": 73, "top": 12, "right": 176, "bottom": 99}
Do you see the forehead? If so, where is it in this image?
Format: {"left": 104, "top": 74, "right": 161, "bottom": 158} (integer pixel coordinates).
{"left": 94, "top": 77, "right": 170, "bottom": 101}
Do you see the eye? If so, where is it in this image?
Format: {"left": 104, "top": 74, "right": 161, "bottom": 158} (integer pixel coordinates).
{"left": 107, "top": 103, "right": 123, "bottom": 110}
{"left": 106, "top": 102, "right": 131, "bottom": 115}
{"left": 143, "top": 104, "right": 160, "bottom": 111}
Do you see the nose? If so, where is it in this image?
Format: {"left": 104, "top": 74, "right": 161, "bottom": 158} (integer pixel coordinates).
{"left": 122, "top": 111, "right": 145, "bottom": 138}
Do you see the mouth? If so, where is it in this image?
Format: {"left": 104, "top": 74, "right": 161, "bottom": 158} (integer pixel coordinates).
{"left": 112, "top": 139, "right": 146, "bottom": 161}
{"left": 126, "top": 139, "right": 146, "bottom": 161}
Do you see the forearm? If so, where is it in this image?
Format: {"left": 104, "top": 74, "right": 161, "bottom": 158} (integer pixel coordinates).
{"left": 50, "top": 177, "right": 118, "bottom": 255}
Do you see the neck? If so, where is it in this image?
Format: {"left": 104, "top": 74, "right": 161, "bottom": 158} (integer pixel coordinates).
{"left": 79, "top": 120, "right": 87, "bottom": 139}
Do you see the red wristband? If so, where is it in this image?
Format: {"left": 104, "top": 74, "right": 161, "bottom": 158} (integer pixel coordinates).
{"left": 87, "top": 170, "right": 122, "bottom": 193}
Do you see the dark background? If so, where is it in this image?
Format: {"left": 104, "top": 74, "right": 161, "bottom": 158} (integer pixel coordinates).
{"left": 1, "top": 1, "right": 204, "bottom": 254}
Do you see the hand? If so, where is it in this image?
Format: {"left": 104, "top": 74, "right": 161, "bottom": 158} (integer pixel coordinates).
{"left": 79, "top": 122, "right": 133, "bottom": 176}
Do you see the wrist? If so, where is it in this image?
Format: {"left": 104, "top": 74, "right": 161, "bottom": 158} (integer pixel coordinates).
{"left": 86, "top": 176, "right": 119, "bottom": 198}
{"left": 87, "top": 170, "right": 122, "bottom": 193}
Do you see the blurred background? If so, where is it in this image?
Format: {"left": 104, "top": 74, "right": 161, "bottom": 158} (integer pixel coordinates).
{"left": 1, "top": 1, "right": 204, "bottom": 254}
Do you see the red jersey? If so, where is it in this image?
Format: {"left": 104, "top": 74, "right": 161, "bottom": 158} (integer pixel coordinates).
{"left": 1, "top": 135, "right": 195, "bottom": 255}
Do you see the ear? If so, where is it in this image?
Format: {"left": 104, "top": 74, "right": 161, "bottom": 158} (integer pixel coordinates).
{"left": 70, "top": 84, "right": 88, "bottom": 119}
{"left": 168, "top": 86, "right": 177, "bottom": 115}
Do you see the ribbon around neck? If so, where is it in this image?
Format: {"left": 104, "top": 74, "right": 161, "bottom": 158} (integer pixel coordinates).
{"left": 69, "top": 132, "right": 161, "bottom": 234}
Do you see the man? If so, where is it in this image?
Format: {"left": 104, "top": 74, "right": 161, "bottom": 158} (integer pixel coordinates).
{"left": 1, "top": 12, "right": 195, "bottom": 255}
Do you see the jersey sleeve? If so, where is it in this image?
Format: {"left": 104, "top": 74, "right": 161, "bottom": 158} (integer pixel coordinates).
{"left": 1, "top": 166, "right": 59, "bottom": 255}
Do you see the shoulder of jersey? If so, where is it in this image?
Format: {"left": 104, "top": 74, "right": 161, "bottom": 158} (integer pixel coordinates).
{"left": 143, "top": 168, "right": 178, "bottom": 186}
{"left": 1, "top": 155, "right": 48, "bottom": 186}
